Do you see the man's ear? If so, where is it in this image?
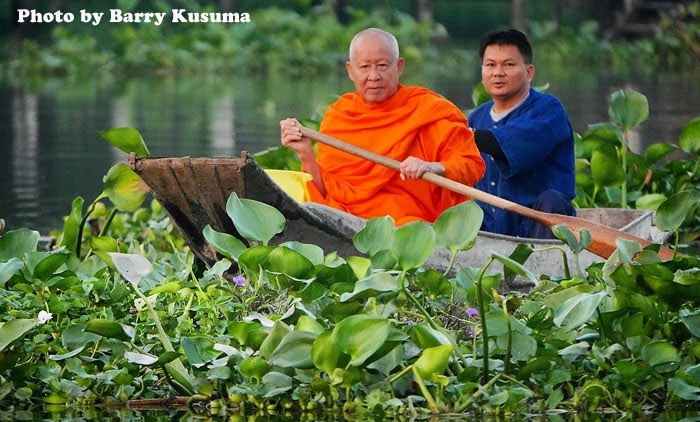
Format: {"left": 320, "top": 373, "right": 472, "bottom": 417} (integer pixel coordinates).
{"left": 526, "top": 64, "right": 535, "bottom": 82}
{"left": 346, "top": 61, "right": 355, "bottom": 81}
{"left": 397, "top": 57, "right": 405, "bottom": 77}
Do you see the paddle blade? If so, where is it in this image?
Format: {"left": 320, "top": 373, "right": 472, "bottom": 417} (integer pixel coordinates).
{"left": 550, "top": 214, "right": 675, "bottom": 261}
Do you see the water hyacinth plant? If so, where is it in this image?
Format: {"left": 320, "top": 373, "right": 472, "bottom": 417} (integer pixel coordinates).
{"left": 2, "top": 171, "right": 700, "bottom": 418}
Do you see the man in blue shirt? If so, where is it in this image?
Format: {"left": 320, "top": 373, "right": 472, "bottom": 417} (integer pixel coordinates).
{"left": 469, "top": 29, "right": 575, "bottom": 239}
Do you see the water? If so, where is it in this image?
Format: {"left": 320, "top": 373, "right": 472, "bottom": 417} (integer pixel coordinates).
{"left": 1, "top": 70, "right": 699, "bottom": 235}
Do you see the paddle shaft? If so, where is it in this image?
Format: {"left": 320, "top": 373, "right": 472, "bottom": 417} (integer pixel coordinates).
{"left": 299, "top": 126, "right": 676, "bottom": 260}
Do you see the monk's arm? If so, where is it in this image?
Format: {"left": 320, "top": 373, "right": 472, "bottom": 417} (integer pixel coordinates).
{"left": 298, "top": 150, "right": 326, "bottom": 197}
{"left": 280, "top": 118, "right": 327, "bottom": 196}
{"left": 432, "top": 121, "right": 485, "bottom": 185}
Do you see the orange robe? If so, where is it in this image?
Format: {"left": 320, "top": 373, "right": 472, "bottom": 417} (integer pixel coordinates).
{"left": 306, "top": 84, "right": 485, "bottom": 226}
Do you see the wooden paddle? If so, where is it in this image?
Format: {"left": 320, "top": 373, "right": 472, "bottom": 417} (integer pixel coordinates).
{"left": 299, "top": 126, "right": 676, "bottom": 261}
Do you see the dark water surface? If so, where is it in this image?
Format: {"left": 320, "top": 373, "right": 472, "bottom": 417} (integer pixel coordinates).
{"left": 1, "top": 70, "right": 699, "bottom": 235}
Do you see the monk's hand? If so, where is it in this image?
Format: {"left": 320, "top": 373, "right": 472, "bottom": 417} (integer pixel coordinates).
{"left": 399, "top": 157, "right": 445, "bottom": 180}
{"left": 280, "top": 118, "right": 313, "bottom": 155}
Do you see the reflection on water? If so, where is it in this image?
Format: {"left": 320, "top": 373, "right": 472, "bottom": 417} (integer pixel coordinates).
{"left": 0, "top": 71, "right": 698, "bottom": 234}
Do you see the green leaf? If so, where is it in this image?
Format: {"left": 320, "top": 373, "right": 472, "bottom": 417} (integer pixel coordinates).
{"left": 280, "top": 241, "right": 325, "bottom": 265}
{"left": 203, "top": 225, "right": 248, "bottom": 261}
{"left": 32, "top": 251, "right": 70, "bottom": 280}
{"left": 668, "top": 377, "right": 700, "bottom": 401}
{"left": 640, "top": 340, "right": 680, "bottom": 371}
{"left": 409, "top": 323, "right": 452, "bottom": 349}
{"left": 226, "top": 192, "right": 285, "bottom": 245}
{"left": 655, "top": 190, "right": 700, "bottom": 232}
{"left": 644, "top": 142, "right": 677, "bottom": 164}
{"left": 266, "top": 246, "right": 316, "bottom": 280}
{"left": 109, "top": 252, "right": 154, "bottom": 286}
{"left": 0, "top": 258, "right": 24, "bottom": 287}
{"left": 332, "top": 315, "right": 390, "bottom": 367}
{"left": 269, "top": 330, "right": 317, "bottom": 369}
{"left": 49, "top": 347, "right": 86, "bottom": 361}
{"left": 0, "top": 228, "right": 39, "bottom": 263}
{"left": 339, "top": 272, "right": 399, "bottom": 302}
{"left": 470, "top": 81, "right": 491, "bottom": 108}
{"left": 61, "top": 323, "right": 102, "bottom": 350}
{"left": 414, "top": 269, "right": 451, "bottom": 298}
{"left": 103, "top": 163, "right": 150, "bottom": 212}
{"left": 413, "top": 344, "right": 453, "bottom": 381}
{"left": 367, "top": 344, "right": 404, "bottom": 376}
{"left": 239, "top": 356, "right": 270, "bottom": 380}
{"left": 181, "top": 337, "right": 221, "bottom": 366}
{"left": 433, "top": 200, "right": 483, "bottom": 253}
{"left": 635, "top": 193, "right": 667, "bottom": 211}
{"left": 609, "top": 89, "right": 649, "bottom": 131}
{"left": 295, "top": 315, "right": 324, "bottom": 334}
{"left": 125, "top": 351, "right": 180, "bottom": 366}
{"left": 150, "top": 281, "right": 181, "bottom": 294}
{"left": 679, "top": 117, "right": 700, "bottom": 155}
{"left": 680, "top": 309, "right": 700, "bottom": 338}
{"left": 353, "top": 216, "right": 394, "bottom": 256}
{"left": 553, "top": 291, "right": 606, "bottom": 331}
{"left": 491, "top": 251, "right": 538, "bottom": 285}
{"left": 391, "top": 221, "right": 435, "bottom": 270}
{"left": 96, "top": 127, "right": 150, "bottom": 158}
{"left": 0, "top": 318, "right": 40, "bottom": 352}
{"left": 591, "top": 149, "right": 625, "bottom": 187}
{"left": 259, "top": 321, "right": 292, "bottom": 360}
{"left": 311, "top": 331, "right": 342, "bottom": 374}
{"left": 84, "top": 319, "right": 134, "bottom": 342}
{"left": 59, "top": 197, "right": 84, "bottom": 251}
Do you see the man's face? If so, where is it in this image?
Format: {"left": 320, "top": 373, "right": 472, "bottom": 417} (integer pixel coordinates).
{"left": 346, "top": 36, "right": 404, "bottom": 104}
{"left": 481, "top": 44, "right": 534, "bottom": 106}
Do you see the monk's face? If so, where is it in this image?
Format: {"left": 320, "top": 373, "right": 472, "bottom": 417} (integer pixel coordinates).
{"left": 346, "top": 36, "right": 404, "bottom": 104}
{"left": 481, "top": 44, "right": 534, "bottom": 110}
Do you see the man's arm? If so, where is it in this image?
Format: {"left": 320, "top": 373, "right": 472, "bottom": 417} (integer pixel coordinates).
{"left": 473, "top": 129, "right": 506, "bottom": 162}
{"left": 280, "top": 118, "right": 326, "bottom": 196}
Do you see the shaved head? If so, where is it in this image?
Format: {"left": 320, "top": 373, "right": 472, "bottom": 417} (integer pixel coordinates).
{"left": 349, "top": 28, "right": 400, "bottom": 63}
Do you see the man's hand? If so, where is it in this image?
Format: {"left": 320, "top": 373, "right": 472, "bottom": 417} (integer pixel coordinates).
{"left": 279, "top": 118, "right": 326, "bottom": 196}
{"left": 399, "top": 156, "right": 445, "bottom": 180}
{"left": 280, "top": 118, "right": 314, "bottom": 157}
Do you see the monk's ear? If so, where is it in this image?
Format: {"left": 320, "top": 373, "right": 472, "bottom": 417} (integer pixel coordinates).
{"left": 346, "top": 61, "right": 355, "bottom": 81}
{"left": 397, "top": 57, "right": 405, "bottom": 77}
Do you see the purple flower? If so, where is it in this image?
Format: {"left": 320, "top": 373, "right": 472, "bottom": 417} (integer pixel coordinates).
{"left": 232, "top": 275, "right": 246, "bottom": 287}
{"left": 466, "top": 308, "right": 478, "bottom": 317}
{"left": 406, "top": 320, "right": 414, "bottom": 326}
{"left": 466, "top": 326, "right": 473, "bottom": 336}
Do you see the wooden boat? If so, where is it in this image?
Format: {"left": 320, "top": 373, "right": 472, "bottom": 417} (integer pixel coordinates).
{"left": 129, "top": 153, "right": 669, "bottom": 287}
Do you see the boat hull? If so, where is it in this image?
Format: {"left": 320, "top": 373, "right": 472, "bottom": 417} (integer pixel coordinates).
{"left": 130, "top": 154, "right": 668, "bottom": 288}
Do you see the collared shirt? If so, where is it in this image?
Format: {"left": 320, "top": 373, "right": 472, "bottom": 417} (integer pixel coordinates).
{"left": 468, "top": 88, "right": 575, "bottom": 237}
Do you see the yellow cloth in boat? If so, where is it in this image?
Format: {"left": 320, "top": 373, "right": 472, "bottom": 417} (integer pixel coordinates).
{"left": 265, "top": 169, "right": 312, "bottom": 202}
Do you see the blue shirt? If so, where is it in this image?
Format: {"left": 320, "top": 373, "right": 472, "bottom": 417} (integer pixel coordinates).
{"left": 469, "top": 88, "right": 575, "bottom": 237}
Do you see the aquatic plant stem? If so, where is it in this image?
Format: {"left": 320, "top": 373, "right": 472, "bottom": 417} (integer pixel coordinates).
{"left": 621, "top": 130, "right": 629, "bottom": 208}
{"left": 453, "top": 373, "right": 503, "bottom": 412}
{"left": 475, "top": 260, "right": 492, "bottom": 380}
{"left": 500, "top": 294, "right": 512, "bottom": 374}
{"left": 128, "top": 278, "right": 194, "bottom": 394}
{"left": 411, "top": 366, "right": 440, "bottom": 414}
{"left": 402, "top": 286, "right": 468, "bottom": 371}
{"left": 75, "top": 201, "right": 98, "bottom": 258}
{"left": 443, "top": 251, "right": 458, "bottom": 277}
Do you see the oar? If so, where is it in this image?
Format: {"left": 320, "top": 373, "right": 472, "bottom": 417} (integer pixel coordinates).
{"left": 299, "top": 126, "right": 676, "bottom": 261}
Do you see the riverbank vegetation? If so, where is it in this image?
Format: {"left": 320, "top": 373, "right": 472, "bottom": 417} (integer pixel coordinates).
{"left": 3, "top": 2, "right": 700, "bottom": 83}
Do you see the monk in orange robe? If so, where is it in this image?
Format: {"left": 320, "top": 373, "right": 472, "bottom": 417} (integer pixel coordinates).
{"left": 280, "top": 28, "right": 485, "bottom": 226}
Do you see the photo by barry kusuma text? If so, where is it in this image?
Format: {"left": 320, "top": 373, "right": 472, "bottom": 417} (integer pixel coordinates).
{"left": 16, "top": 8, "right": 252, "bottom": 26}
